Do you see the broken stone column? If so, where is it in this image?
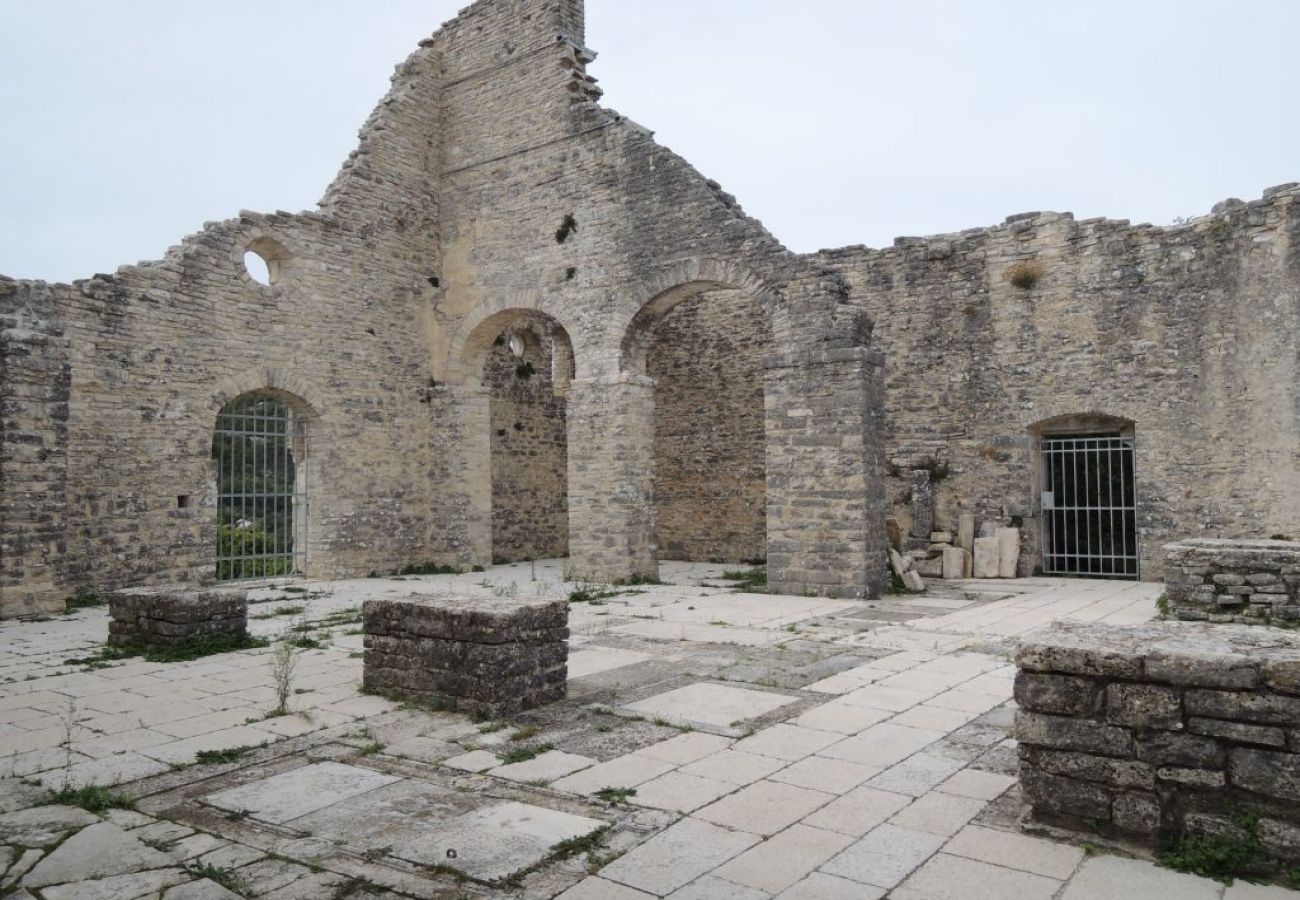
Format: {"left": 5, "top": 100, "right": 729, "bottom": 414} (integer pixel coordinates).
{"left": 997, "top": 527, "right": 1021, "bottom": 578}
{"left": 942, "top": 546, "right": 970, "bottom": 580}
{"left": 958, "top": 513, "right": 976, "bottom": 556}
{"left": 909, "top": 470, "right": 934, "bottom": 545}
{"left": 565, "top": 374, "right": 658, "bottom": 583}
{"left": 363, "top": 593, "right": 568, "bottom": 716}
{"left": 108, "top": 588, "right": 248, "bottom": 649}
{"left": 973, "top": 537, "right": 1000, "bottom": 578}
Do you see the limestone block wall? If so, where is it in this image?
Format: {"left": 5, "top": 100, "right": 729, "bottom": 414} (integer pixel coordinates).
{"left": 817, "top": 185, "right": 1300, "bottom": 579}
{"left": 1165, "top": 538, "right": 1300, "bottom": 625}
{"left": 486, "top": 318, "right": 569, "bottom": 563}
{"left": 647, "top": 289, "right": 768, "bottom": 563}
{"left": 1017, "top": 622, "right": 1300, "bottom": 861}
{"left": 0, "top": 279, "right": 71, "bottom": 617}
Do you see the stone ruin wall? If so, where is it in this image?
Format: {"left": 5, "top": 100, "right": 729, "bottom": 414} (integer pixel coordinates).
{"left": 815, "top": 186, "right": 1300, "bottom": 578}
{"left": 486, "top": 317, "right": 569, "bottom": 563}
{"left": 1165, "top": 538, "right": 1300, "bottom": 625}
{"left": 2, "top": 0, "right": 892, "bottom": 614}
{"left": 647, "top": 288, "right": 769, "bottom": 564}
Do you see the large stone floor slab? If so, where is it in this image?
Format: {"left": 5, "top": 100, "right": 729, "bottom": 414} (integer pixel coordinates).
{"left": 393, "top": 800, "right": 604, "bottom": 882}
{"left": 203, "top": 762, "right": 400, "bottom": 824}
{"left": 622, "top": 682, "right": 799, "bottom": 732}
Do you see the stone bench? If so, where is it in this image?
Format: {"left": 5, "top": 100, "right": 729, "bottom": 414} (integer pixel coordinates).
{"left": 362, "top": 593, "right": 569, "bottom": 717}
{"left": 108, "top": 588, "right": 248, "bottom": 649}
{"left": 1016, "top": 621, "right": 1300, "bottom": 862}
{"left": 1165, "top": 538, "right": 1300, "bottom": 625}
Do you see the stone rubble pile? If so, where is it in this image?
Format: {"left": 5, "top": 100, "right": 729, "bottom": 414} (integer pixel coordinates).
{"left": 888, "top": 511, "right": 1021, "bottom": 584}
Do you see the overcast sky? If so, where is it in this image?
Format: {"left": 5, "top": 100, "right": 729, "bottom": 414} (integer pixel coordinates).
{"left": 2, "top": 1, "right": 1297, "bottom": 282}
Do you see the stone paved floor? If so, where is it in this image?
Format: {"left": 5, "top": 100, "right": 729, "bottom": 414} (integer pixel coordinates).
{"left": 0, "top": 562, "right": 1294, "bottom": 898}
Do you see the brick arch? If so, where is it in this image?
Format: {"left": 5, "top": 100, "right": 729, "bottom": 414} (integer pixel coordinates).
{"left": 1024, "top": 407, "right": 1137, "bottom": 434}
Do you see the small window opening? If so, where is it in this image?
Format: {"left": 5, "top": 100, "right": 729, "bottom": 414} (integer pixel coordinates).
{"left": 177, "top": 494, "right": 191, "bottom": 509}
{"left": 244, "top": 250, "right": 273, "bottom": 286}
{"left": 508, "top": 334, "right": 526, "bottom": 357}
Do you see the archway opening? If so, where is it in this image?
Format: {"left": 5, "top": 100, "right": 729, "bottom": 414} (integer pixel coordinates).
{"left": 212, "top": 391, "right": 308, "bottom": 580}
{"left": 482, "top": 313, "right": 574, "bottom": 564}
{"left": 639, "top": 287, "right": 772, "bottom": 565}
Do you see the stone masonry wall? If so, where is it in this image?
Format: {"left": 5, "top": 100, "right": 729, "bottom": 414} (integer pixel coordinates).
{"left": 1017, "top": 622, "right": 1300, "bottom": 862}
{"left": 647, "top": 288, "right": 768, "bottom": 564}
{"left": 486, "top": 317, "right": 569, "bottom": 563}
{"left": 1165, "top": 538, "right": 1300, "bottom": 625}
{"left": 817, "top": 185, "right": 1300, "bottom": 579}
{"left": 0, "top": 279, "right": 72, "bottom": 616}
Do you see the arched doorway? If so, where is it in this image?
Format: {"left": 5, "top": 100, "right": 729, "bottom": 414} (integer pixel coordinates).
{"left": 212, "top": 392, "right": 309, "bottom": 580}
{"left": 484, "top": 313, "right": 574, "bottom": 564}
{"left": 622, "top": 281, "right": 772, "bottom": 569}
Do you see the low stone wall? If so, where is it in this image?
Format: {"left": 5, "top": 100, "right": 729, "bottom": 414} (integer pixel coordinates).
{"left": 1165, "top": 539, "right": 1300, "bottom": 625}
{"left": 108, "top": 588, "right": 247, "bottom": 649}
{"left": 363, "top": 593, "right": 568, "bottom": 717}
{"left": 1016, "top": 621, "right": 1300, "bottom": 861}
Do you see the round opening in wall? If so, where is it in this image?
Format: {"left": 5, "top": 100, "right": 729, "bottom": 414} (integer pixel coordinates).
{"left": 508, "top": 334, "right": 526, "bottom": 357}
{"left": 244, "top": 250, "right": 272, "bottom": 286}
{"left": 240, "top": 236, "right": 291, "bottom": 287}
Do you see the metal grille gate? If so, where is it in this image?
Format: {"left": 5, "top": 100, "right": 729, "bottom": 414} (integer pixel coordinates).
{"left": 1040, "top": 433, "right": 1138, "bottom": 579}
{"left": 213, "top": 394, "right": 306, "bottom": 580}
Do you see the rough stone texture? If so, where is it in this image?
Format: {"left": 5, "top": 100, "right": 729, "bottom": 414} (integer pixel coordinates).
{"left": 486, "top": 315, "right": 570, "bottom": 563}
{"left": 107, "top": 588, "right": 247, "bottom": 649}
{"left": 1165, "top": 539, "right": 1300, "bottom": 625}
{"left": 4, "top": 0, "right": 1298, "bottom": 614}
{"left": 648, "top": 289, "right": 769, "bottom": 564}
{"left": 1017, "top": 621, "right": 1300, "bottom": 860}
{"left": 362, "top": 592, "right": 569, "bottom": 717}
{"left": 817, "top": 193, "right": 1300, "bottom": 580}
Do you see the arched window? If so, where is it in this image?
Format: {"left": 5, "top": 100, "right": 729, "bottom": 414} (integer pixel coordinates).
{"left": 212, "top": 393, "right": 307, "bottom": 580}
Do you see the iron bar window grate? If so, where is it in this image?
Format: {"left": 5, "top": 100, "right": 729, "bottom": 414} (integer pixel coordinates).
{"left": 213, "top": 394, "right": 306, "bottom": 581}
{"left": 1040, "top": 433, "right": 1138, "bottom": 579}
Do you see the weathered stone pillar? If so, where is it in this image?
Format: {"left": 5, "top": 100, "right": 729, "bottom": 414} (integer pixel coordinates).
{"left": 764, "top": 347, "right": 888, "bottom": 599}
{"left": 565, "top": 374, "right": 658, "bottom": 583}
{"left": 455, "top": 384, "right": 494, "bottom": 569}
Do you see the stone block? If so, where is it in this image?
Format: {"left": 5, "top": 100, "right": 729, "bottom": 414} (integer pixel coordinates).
{"left": 1228, "top": 747, "right": 1300, "bottom": 801}
{"left": 1016, "top": 712, "right": 1133, "bottom": 757}
{"left": 1186, "top": 689, "right": 1300, "bottom": 725}
{"left": 958, "top": 513, "right": 976, "bottom": 555}
{"left": 1019, "top": 767, "right": 1113, "bottom": 821}
{"left": 973, "top": 537, "right": 1000, "bottom": 578}
{"left": 1111, "top": 792, "right": 1161, "bottom": 835}
{"left": 930, "top": 531, "right": 953, "bottom": 544}
{"left": 996, "top": 527, "right": 1020, "bottom": 578}
{"left": 1105, "top": 683, "right": 1182, "bottom": 730}
{"left": 107, "top": 588, "right": 247, "bottom": 650}
{"left": 1135, "top": 732, "right": 1224, "bottom": 769}
{"left": 1023, "top": 746, "right": 1154, "bottom": 789}
{"left": 902, "top": 570, "right": 926, "bottom": 592}
{"left": 362, "top": 593, "right": 568, "bottom": 717}
{"left": 1014, "top": 672, "right": 1102, "bottom": 717}
{"left": 1186, "top": 717, "right": 1287, "bottom": 748}
{"left": 917, "top": 556, "right": 943, "bottom": 578}
{"left": 941, "top": 546, "right": 970, "bottom": 580}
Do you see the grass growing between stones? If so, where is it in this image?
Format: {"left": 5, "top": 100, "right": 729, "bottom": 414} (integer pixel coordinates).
{"left": 500, "top": 743, "right": 554, "bottom": 765}
{"left": 62, "top": 589, "right": 104, "bottom": 613}
{"left": 721, "top": 567, "right": 767, "bottom": 592}
{"left": 195, "top": 744, "right": 263, "bottom": 765}
{"left": 65, "top": 634, "right": 269, "bottom": 669}
{"left": 593, "top": 787, "right": 637, "bottom": 805}
{"left": 186, "top": 862, "right": 244, "bottom": 894}
{"left": 44, "top": 784, "right": 135, "bottom": 813}
{"left": 1157, "top": 811, "right": 1300, "bottom": 887}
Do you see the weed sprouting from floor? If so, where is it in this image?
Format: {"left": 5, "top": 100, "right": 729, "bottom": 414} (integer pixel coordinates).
{"left": 509, "top": 725, "right": 541, "bottom": 742}
{"left": 593, "top": 787, "right": 637, "bottom": 805}
{"left": 64, "top": 634, "right": 268, "bottom": 670}
{"left": 187, "top": 863, "right": 244, "bottom": 893}
{"left": 499, "top": 743, "right": 554, "bottom": 765}
{"left": 62, "top": 589, "right": 104, "bottom": 613}
{"left": 270, "top": 632, "right": 305, "bottom": 717}
{"left": 195, "top": 744, "right": 263, "bottom": 766}
{"left": 44, "top": 784, "right": 136, "bottom": 813}
{"left": 721, "top": 567, "right": 767, "bottom": 592}
{"left": 1157, "top": 810, "right": 1289, "bottom": 886}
